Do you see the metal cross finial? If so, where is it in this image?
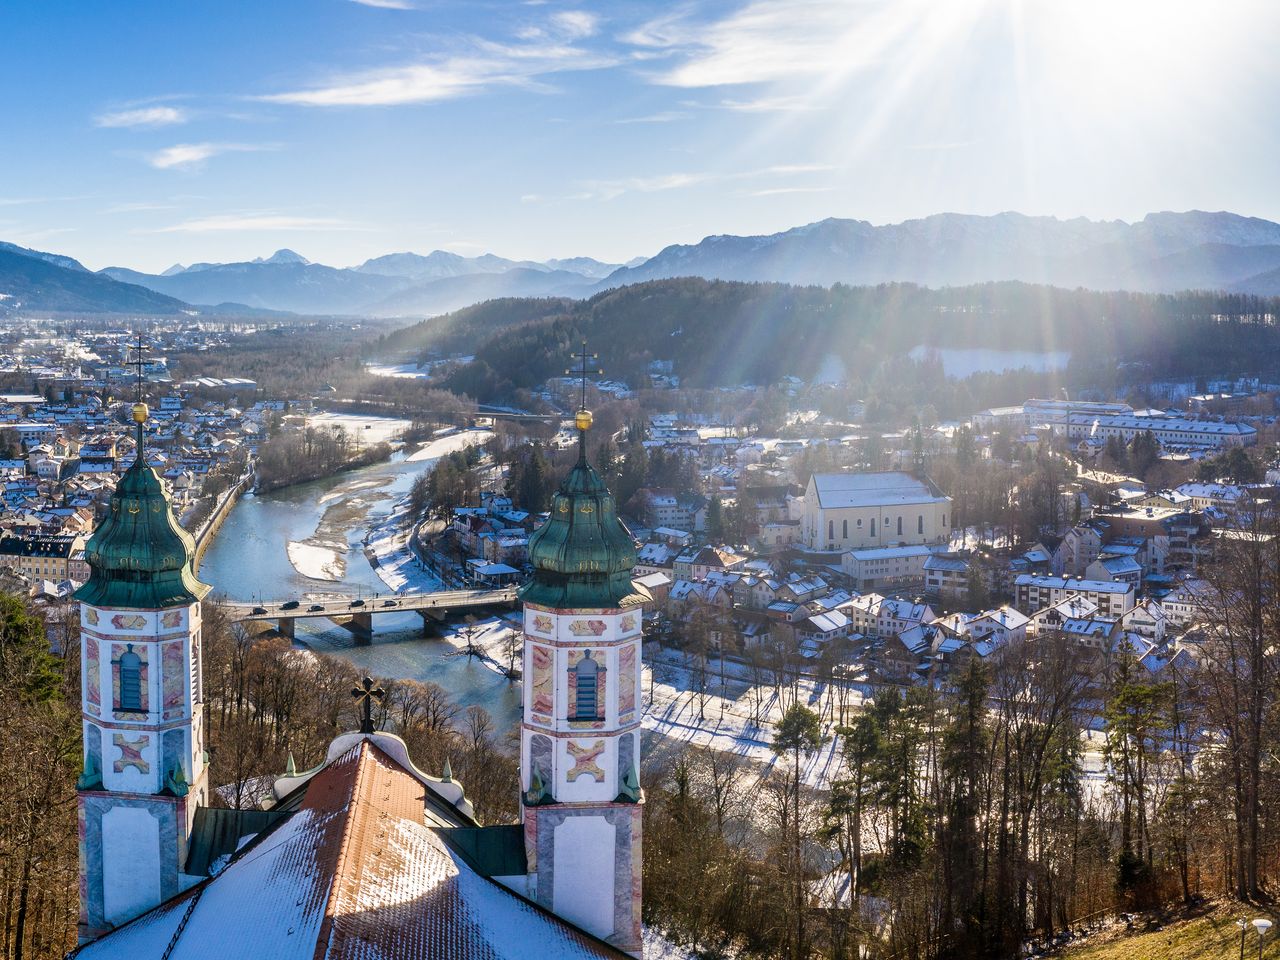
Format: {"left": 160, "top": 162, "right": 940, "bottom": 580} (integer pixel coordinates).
{"left": 565, "top": 340, "right": 601, "bottom": 412}
{"left": 129, "top": 332, "right": 147, "bottom": 403}
{"left": 350, "top": 675, "right": 385, "bottom": 734}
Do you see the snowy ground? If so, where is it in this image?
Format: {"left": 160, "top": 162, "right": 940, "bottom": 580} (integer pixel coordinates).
{"left": 365, "top": 362, "right": 432, "bottom": 380}
{"left": 305, "top": 411, "right": 412, "bottom": 445}
{"left": 404, "top": 428, "right": 492, "bottom": 463}
{"left": 641, "top": 646, "right": 864, "bottom": 790}
{"left": 365, "top": 501, "right": 446, "bottom": 593}
{"left": 436, "top": 614, "right": 523, "bottom": 679}
{"left": 286, "top": 540, "right": 346, "bottom": 581}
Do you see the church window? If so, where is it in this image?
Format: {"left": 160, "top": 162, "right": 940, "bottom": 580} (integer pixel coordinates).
{"left": 573, "top": 653, "right": 600, "bottom": 720}
{"left": 870, "top": 518, "right": 876, "bottom": 537}
{"left": 918, "top": 514, "right": 924, "bottom": 534}
{"left": 118, "top": 644, "right": 142, "bottom": 712}
{"left": 842, "top": 519, "right": 848, "bottom": 539}
{"left": 828, "top": 520, "right": 834, "bottom": 540}
{"left": 897, "top": 516, "right": 902, "bottom": 536}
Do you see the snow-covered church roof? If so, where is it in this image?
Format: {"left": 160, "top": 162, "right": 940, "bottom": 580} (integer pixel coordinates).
{"left": 71, "top": 739, "right": 629, "bottom": 960}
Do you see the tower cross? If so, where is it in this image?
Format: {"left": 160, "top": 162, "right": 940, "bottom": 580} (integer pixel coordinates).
{"left": 565, "top": 340, "right": 601, "bottom": 412}
{"left": 129, "top": 333, "right": 147, "bottom": 403}
{"left": 350, "top": 675, "right": 385, "bottom": 734}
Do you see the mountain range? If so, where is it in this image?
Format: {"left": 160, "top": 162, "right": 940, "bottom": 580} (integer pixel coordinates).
{"left": 6, "top": 210, "right": 1280, "bottom": 317}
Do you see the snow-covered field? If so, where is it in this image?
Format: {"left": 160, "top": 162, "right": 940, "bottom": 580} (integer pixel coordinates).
{"left": 437, "top": 615, "right": 523, "bottom": 679}
{"left": 305, "top": 411, "right": 412, "bottom": 445}
{"left": 365, "top": 362, "right": 431, "bottom": 380}
{"left": 405, "top": 428, "right": 492, "bottom": 463}
{"left": 642, "top": 648, "right": 862, "bottom": 790}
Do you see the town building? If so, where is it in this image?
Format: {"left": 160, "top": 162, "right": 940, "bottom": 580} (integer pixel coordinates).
{"left": 803, "top": 471, "right": 951, "bottom": 551}
{"left": 1014, "top": 574, "right": 1136, "bottom": 618}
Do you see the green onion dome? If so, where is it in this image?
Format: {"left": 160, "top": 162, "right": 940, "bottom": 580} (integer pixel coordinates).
{"left": 74, "top": 406, "right": 210, "bottom": 610}
{"left": 520, "top": 424, "right": 643, "bottom": 610}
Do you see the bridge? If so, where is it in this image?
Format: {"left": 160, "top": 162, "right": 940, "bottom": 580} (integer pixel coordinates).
{"left": 224, "top": 587, "right": 519, "bottom": 639}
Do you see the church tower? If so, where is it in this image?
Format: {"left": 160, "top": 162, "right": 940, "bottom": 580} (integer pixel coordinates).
{"left": 73, "top": 399, "right": 211, "bottom": 942}
{"left": 519, "top": 393, "right": 645, "bottom": 957}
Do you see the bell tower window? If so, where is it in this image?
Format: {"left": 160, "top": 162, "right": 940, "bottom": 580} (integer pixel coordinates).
{"left": 574, "top": 652, "right": 600, "bottom": 720}
{"left": 117, "top": 644, "right": 142, "bottom": 712}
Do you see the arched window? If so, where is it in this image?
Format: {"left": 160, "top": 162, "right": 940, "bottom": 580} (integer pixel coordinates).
{"left": 842, "top": 519, "right": 848, "bottom": 539}
{"left": 870, "top": 517, "right": 876, "bottom": 537}
{"left": 896, "top": 516, "right": 902, "bottom": 536}
{"left": 828, "top": 520, "right": 834, "bottom": 541}
{"left": 918, "top": 515, "right": 924, "bottom": 534}
{"left": 574, "top": 652, "right": 600, "bottom": 720}
{"left": 118, "top": 644, "right": 142, "bottom": 712}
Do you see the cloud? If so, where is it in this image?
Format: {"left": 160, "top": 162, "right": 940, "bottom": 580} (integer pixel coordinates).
{"left": 744, "top": 185, "right": 836, "bottom": 197}
{"left": 348, "top": 0, "right": 414, "bottom": 7}
{"left": 100, "top": 201, "right": 180, "bottom": 214}
{"left": 152, "top": 214, "right": 364, "bottom": 233}
{"left": 576, "top": 163, "right": 840, "bottom": 200}
{"left": 720, "top": 94, "right": 817, "bottom": 112}
{"left": 259, "top": 31, "right": 614, "bottom": 107}
{"left": 550, "top": 11, "right": 599, "bottom": 39}
{"left": 635, "top": 0, "right": 918, "bottom": 88}
{"left": 145, "top": 143, "right": 274, "bottom": 170}
{"left": 96, "top": 106, "right": 187, "bottom": 129}
{"left": 613, "top": 110, "right": 692, "bottom": 124}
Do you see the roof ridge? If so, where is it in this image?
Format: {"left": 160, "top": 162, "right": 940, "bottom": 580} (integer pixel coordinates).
{"left": 313, "top": 740, "right": 374, "bottom": 960}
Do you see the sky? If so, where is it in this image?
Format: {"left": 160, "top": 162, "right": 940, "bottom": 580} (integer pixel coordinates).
{"left": 1, "top": 0, "right": 1278, "bottom": 273}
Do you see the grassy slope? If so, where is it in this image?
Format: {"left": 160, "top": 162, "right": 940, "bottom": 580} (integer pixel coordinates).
{"left": 1065, "top": 902, "right": 1280, "bottom": 960}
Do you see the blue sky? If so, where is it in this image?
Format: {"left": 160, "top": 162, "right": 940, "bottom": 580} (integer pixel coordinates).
{"left": 1, "top": 0, "right": 1278, "bottom": 272}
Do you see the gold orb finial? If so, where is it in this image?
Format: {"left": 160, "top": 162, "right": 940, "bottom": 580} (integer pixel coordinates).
{"left": 575, "top": 408, "right": 594, "bottom": 432}
{"left": 131, "top": 402, "right": 149, "bottom": 424}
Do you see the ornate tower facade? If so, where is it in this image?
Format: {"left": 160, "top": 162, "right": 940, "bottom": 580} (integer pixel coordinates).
{"left": 73, "top": 401, "right": 211, "bottom": 942}
{"left": 519, "top": 406, "right": 645, "bottom": 957}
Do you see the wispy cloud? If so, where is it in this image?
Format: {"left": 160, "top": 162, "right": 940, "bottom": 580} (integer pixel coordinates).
{"left": 633, "top": 0, "right": 919, "bottom": 89}
{"left": 348, "top": 0, "right": 414, "bottom": 8}
{"left": 550, "top": 11, "right": 599, "bottom": 39}
{"left": 145, "top": 142, "right": 274, "bottom": 170}
{"left": 100, "top": 201, "right": 180, "bottom": 214}
{"left": 96, "top": 106, "right": 188, "bottom": 128}
{"left": 152, "top": 213, "right": 364, "bottom": 233}
{"left": 613, "top": 110, "right": 692, "bottom": 124}
{"left": 743, "top": 185, "right": 836, "bottom": 197}
{"left": 573, "top": 163, "right": 840, "bottom": 201}
{"left": 720, "top": 94, "right": 817, "bottom": 113}
{"left": 259, "top": 27, "right": 614, "bottom": 108}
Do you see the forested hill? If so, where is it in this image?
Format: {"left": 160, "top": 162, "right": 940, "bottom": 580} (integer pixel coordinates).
{"left": 384, "top": 278, "right": 1280, "bottom": 399}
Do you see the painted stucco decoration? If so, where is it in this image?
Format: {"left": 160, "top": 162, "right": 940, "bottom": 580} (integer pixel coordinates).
{"left": 84, "top": 607, "right": 99, "bottom": 626}
{"left": 531, "top": 613, "right": 553, "bottom": 635}
{"left": 531, "top": 644, "right": 554, "bottom": 720}
{"left": 617, "top": 644, "right": 636, "bottom": 720}
{"left": 620, "top": 614, "right": 637, "bottom": 634}
{"left": 162, "top": 642, "right": 184, "bottom": 717}
{"left": 112, "top": 613, "right": 147, "bottom": 631}
{"left": 566, "top": 739, "right": 606, "bottom": 782}
{"left": 85, "top": 636, "right": 101, "bottom": 710}
{"left": 161, "top": 610, "right": 183, "bottom": 629}
{"left": 112, "top": 734, "right": 149, "bottom": 775}
{"left": 568, "top": 619, "right": 607, "bottom": 637}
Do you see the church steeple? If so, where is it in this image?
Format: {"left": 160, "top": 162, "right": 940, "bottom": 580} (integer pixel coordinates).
{"left": 74, "top": 341, "right": 211, "bottom": 942}
{"left": 517, "top": 342, "right": 644, "bottom": 957}
{"left": 520, "top": 346, "right": 642, "bottom": 611}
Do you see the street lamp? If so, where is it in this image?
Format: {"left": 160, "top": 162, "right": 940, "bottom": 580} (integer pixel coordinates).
{"left": 1253, "top": 918, "right": 1273, "bottom": 960}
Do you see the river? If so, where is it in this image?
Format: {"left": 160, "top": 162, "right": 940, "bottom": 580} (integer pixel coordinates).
{"left": 198, "top": 430, "right": 522, "bottom": 729}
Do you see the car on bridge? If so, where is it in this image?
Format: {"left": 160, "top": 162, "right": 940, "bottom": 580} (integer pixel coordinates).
{"left": 308, "top": 604, "right": 324, "bottom": 612}
{"left": 252, "top": 606, "right": 267, "bottom": 615}
{"left": 381, "top": 600, "right": 398, "bottom": 607}
{"left": 281, "top": 600, "right": 300, "bottom": 611}
{"left": 350, "top": 599, "right": 365, "bottom": 608}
